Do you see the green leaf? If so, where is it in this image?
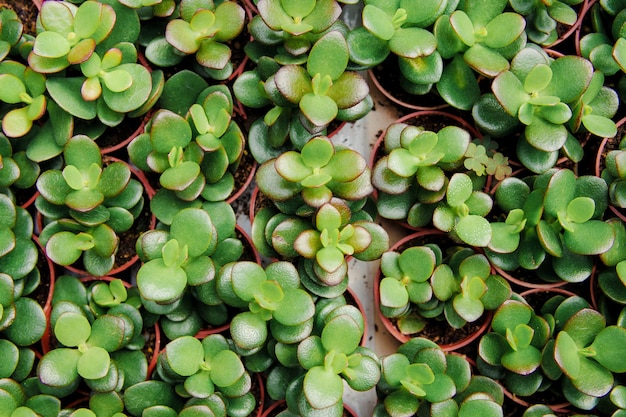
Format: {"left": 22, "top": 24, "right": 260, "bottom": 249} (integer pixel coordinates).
{"left": 303, "top": 367, "right": 343, "bottom": 410}
{"left": 563, "top": 220, "right": 615, "bottom": 255}
{"left": 136, "top": 259, "right": 187, "bottom": 303}
{"left": 160, "top": 161, "right": 200, "bottom": 191}
{"left": 399, "top": 246, "right": 436, "bottom": 282}
{"left": 483, "top": 13, "right": 525, "bottom": 49}
{"left": 302, "top": 137, "right": 334, "bottom": 169}
{"left": 164, "top": 336, "right": 203, "bottom": 377}
{"left": 449, "top": 10, "right": 474, "bottom": 46}
{"left": 55, "top": 312, "right": 91, "bottom": 347}
{"left": 524, "top": 64, "right": 552, "bottom": 94}
{"left": 281, "top": 0, "right": 315, "bottom": 18}
{"left": 447, "top": 173, "right": 473, "bottom": 207}
{"left": 300, "top": 93, "right": 338, "bottom": 128}
{"left": 38, "top": 348, "right": 81, "bottom": 388}
{"left": 591, "top": 326, "right": 626, "bottom": 373}
{"left": 455, "top": 215, "right": 492, "bottom": 247}
{"left": 307, "top": 31, "right": 348, "bottom": 81}
{"left": 33, "top": 31, "right": 70, "bottom": 59}
{"left": 210, "top": 349, "right": 244, "bottom": 387}
{"left": 46, "top": 232, "right": 85, "bottom": 266}
{"left": 555, "top": 331, "right": 581, "bottom": 377}
{"left": 273, "top": 288, "right": 315, "bottom": 326}
{"left": 321, "top": 314, "right": 361, "bottom": 354}
{"left": 380, "top": 277, "right": 409, "bottom": 309}
{"left": 183, "top": 371, "right": 214, "bottom": 398}
{"left": 78, "top": 346, "right": 110, "bottom": 380}
{"left": 0, "top": 74, "right": 26, "bottom": 104}
{"left": 363, "top": 5, "right": 395, "bottom": 41}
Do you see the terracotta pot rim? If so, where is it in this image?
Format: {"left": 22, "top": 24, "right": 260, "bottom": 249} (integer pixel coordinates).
{"left": 368, "top": 67, "right": 450, "bottom": 112}
{"left": 260, "top": 399, "right": 356, "bottom": 417}
{"left": 493, "top": 264, "right": 572, "bottom": 290}
{"left": 500, "top": 381, "right": 571, "bottom": 412}
{"left": 100, "top": 111, "right": 152, "bottom": 156}
{"left": 227, "top": 157, "right": 258, "bottom": 205}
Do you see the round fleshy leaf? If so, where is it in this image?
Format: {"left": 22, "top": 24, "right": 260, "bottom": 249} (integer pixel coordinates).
{"left": 321, "top": 314, "right": 361, "bottom": 354}
{"left": 78, "top": 346, "right": 110, "bottom": 380}
{"left": 150, "top": 110, "right": 193, "bottom": 154}
{"left": 302, "top": 137, "right": 334, "bottom": 169}
{"left": 307, "top": 31, "right": 348, "bottom": 81}
{"left": 164, "top": 336, "right": 203, "bottom": 377}
{"left": 274, "top": 288, "right": 315, "bottom": 326}
{"left": 303, "top": 366, "right": 343, "bottom": 410}
{"left": 230, "top": 261, "right": 266, "bottom": 302}
{"left": 300, "top": 93, "right": 338, "bottom": 128}
{"left": 183, "top": 371, "right": 214, "bottom": 398}
{"left": 3, "top": 297, "right": 46, "bottom": 346}
{"left": 38, "top": 348, "right": 81, "bottom": 388}
{"left": 591, "top": 326, "right": 626, "bottom": 373}
{"left": 55, "top": 312, "right": 91, "bottom": 347}
{"left": 380, "top": 277, "right": 409, "bottom": 309}
{"left": 170, "top": 208, "right": 216, "bottom": 257}
{"left": 455, "top": 215, "right": 492, "bottom": 247}
{"left": 447, "top": 173, "right": 473, "bottom": 207}
{"left": 363, "top": 5, "right": 394, "bottom": 40}
{"left": 136, "top": 259, "right": 187, "bottom": 303}
{"left": 210, "top": 349, "right": 245, "bottom": 387}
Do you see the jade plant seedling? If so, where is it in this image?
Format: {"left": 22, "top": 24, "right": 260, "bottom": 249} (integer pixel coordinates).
{"left": 371, "top": 122, "right": 496, "bottom": 243}
{"left": 480, "top": 47, "right": 595, "bottom": 172}
{"left": 270, "top": 30, "right": 371, "bottom": 131}
{"left": 0, "top": 60, "right": 47, "bottom": 138}
{"left": 551, "top": 296, "right": 626, "bottom": 408}
{"left": 128, "top": 85, "right": 244, "bottom": 203}
{"left": 434, "top": 0, "right": 527, "bottom": 110}
{"left": 157, "top": 334, "right": 255, "bottom": 416}
{"left": 36, "top": 135, "right": 145, "bottom": 276}
{"left": 163, "top": 0, "right": 245, "bottom": 80}
{"left": 27, "top": 0, "right": 116, "bottom": 74}
{"left": 348, "top": 0, "right": 447, "bottom": 94}
{"left": 256, "top": 136, "right": 372, "bottom": 209}
{"left": 510, "top": 0, "right": 585, "bottom": 46}
{"left": 487, "top": 168, "right": 614, "bottom": 284}
{"left": 135, "top": 207, "right": 219, "bottom": 313}
{"left": 379, "top": 242, "right": 510, "bottom": 334}
{"left": 374, "top": 338, "right": 504, "bottom": 417}
{"left": 216, "top": 261, "right": 315, "bottom": 355}
{"left": 253, "top": 200, "right": 388, "bottom": 291}
{"left": 44, "top": 48, "right": 156, "bottom": 127}
{"left": 289, "top": 302, "right": 380, "bottom": 416}
{"left": 477, "top": 299, "right": 554, "bottom": 397}
{"left": 38, "top": 306, "right": 143, "bottom": 394}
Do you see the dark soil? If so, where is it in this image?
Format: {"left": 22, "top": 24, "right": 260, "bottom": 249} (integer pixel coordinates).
{"left": 1, "top": 0, "right": 38, "bottom": 36}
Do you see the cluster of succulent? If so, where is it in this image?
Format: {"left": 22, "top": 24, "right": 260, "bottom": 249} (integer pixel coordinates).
{"left": 252, "top": 135, "right": 389, "bottom": 298}
{"left": 5, "top": 0, "right": 626, "bottom": 416}
{"left": 477, "top": 292, "right": 626, "bottom": 412}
